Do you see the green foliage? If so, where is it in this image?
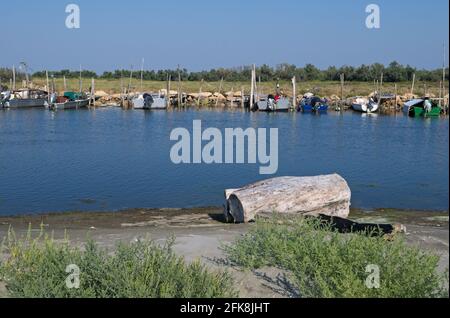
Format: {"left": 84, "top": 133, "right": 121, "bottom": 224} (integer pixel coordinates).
{"left": 0, "top": 228, "right": 237, "bottom": 298}
{"left": 1, "top": 62, "right": 447, "bottom": 86}
{"left": 224, "top": 216, "right": 448, "bottom": 298}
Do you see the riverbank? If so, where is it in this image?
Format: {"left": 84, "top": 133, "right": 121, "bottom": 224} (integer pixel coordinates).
{"left": 1, "top": 207, "right": 448, "bottom": 298}
{"left": 24, "top": 78, "right": 449, "bottom": 109}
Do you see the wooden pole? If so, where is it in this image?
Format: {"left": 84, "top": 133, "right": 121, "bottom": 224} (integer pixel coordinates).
{"left": 45, "top": 70, "right": 49, "bottom": 93}
{"left": 215, "top": 77, "right": 223, "bottom": 108}
{"left": 340, "top": 73, "right": 344, "bottom": 111}
{"left": 177, "top": 65, "right": 182, "bottom": 107}
{"left": 292, "top": 76, "right": 296, "bottom": 110}
{"left": 166, "top": 74, "right": 171, "bottom": 108}
{"left": 438, "top": 81, "right": 442, "bottom": 108}
{"left": 127, "top": 66, "right": 133, "bottom": 94}
{"left": 12, "top": 65, "right": 16, "bottom": 91}
{"left": 250, "top": 65, "right": 255, "bottom": 109}
{"left": 51, "top": 75, "right": 55, "bottom": 95}
{"left": 379, "top": 73, "right": 384, "bottom": 112}
{"left": 63, "top": 75, "right": 67, "bottom": 92}
{"left": 79, "top": 65, "right": 82, "bottom": 93}
{"left": 442, "top": 43, "right": 447, "bottom": 115}
{"left": 394, "top": 83, "right": 398, "bottom": 113}
{"left": 120, "top": 73, "right": 124, "bottom": 107}
{"left": 258, "top": 76, "right": 261, "bottom": 102}
{"left": 241, "top": 87, "right": 245, "bottom": 108}
{"left": 197, "top": 78, "right": 203, "bottom": 106}
{"left": 46, "top": 71, "right": 50, "bottom": 104}
{"left": 91, "top": 78, "right": 95, "bottom": 106}
{"left": 411, "top": 73, "right": 416, "bottom": 95}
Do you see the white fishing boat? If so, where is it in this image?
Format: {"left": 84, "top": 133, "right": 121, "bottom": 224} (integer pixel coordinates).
{"left": 132, "top": 93, "right": 167, "bottom": 109}
{"left": 351, "top": 97, "right": 379, "bottom": 113}
{"left": 1, "top": 89, "right": 49, "bottom": 108}
{"left": 254, "top": 95, "right": 291, "bottom": 112}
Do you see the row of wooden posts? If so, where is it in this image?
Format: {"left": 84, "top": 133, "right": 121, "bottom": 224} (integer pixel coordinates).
{"left": 1, "top": 64, "right": 448, "bottom": 115}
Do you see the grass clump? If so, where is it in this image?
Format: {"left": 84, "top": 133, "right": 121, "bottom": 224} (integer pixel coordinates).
{"left": 0, "top": 229, "right": 237, "bottom": 298}
{"left": 224, "top": 216, "right": 448, "bottom": 298}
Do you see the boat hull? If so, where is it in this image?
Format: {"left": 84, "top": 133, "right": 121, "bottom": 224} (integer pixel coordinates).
{"left": 3, "top": 98, "right": 48, "bottom": 108}
{"left": 132, "top": 95, "right": 167, "bottom": 110}
{"left": 352, "top": 103, "right": 379, "bottom": 113}
{"left": 410, "top": 106, "right": 441, "bottom": 117}
{"left": 256, "top": 98, "right": 290, "bottom": 112}
{"left": 51, "top": 99, "right": 90, "bottom": 110}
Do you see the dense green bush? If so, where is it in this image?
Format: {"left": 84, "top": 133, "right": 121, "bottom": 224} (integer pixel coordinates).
{"left": 224, "top": 216, "right": 448, "bottom": 298}
{"left": 0, "top": 230, "right": 237, "bottom": 298}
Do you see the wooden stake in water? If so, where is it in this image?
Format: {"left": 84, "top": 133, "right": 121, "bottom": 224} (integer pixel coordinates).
{"left": 197, "top": 79, "right": 203, "bottom": 107}
{"left": 340, "top": 73, "right": 345, "bottom": 111}
{"left": 12, "top": 65, "right": 16, "bottom": 91}
{"left": 45, "top": 71, "right": 50, "bottom": 94}
{"left": 166, "top": 74, "right": 171, "bottom": 108}
{"left": 411, "top": 73, "right": 416, "bottom": 95}
{"left": 394, "top": 83, "right": 398, "bottom": 113}
{"left": 177, "top": 65, "right": 182, "bottom": 107}
{"left": 91, "top": 78, "right": 95, "bottom": 106}
{"left": 250, "top": 65, "right": 255, "bottom": 109}
{"left": 442, "top": 43, "right": 447, "bottom": 115}
{"left": 241, "top": 87, "right": 245, "bottom": 108}
{"left": 127, "top": 66, "right": 134, "bottom": 94}
{"left": 215, "top": 77, "right": 223, "bottom": 107}
{"left": 45, "top": 71, "right": 51, "bottom": 104}
{"left": 79, "top": 65, "right": 82, "bottom": 93}
{"left": 140, "top": 58, "right": 144, "bottom": 93}
{"left": 292, "top": 76, "right": 296, "bottom": 110}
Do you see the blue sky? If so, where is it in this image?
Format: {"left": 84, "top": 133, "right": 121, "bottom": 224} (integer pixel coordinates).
{"left": 1, "top": 0, "right": 448, "bottom": 72}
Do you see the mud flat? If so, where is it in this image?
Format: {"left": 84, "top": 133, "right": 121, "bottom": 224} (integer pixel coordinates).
{"left": 0, "top": 207, "right": 448, "bottom": 298}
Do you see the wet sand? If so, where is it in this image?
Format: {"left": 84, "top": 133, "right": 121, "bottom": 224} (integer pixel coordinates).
{"left": 0, "top": 207, "right": 448, "bottom": 298}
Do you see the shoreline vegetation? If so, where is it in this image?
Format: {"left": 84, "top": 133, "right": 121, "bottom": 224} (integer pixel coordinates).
{"left": 1, "top": 62, "right": 448, "bottom": 110}
{"left": 0, "top": 207, "right": 448, "bottom": 298}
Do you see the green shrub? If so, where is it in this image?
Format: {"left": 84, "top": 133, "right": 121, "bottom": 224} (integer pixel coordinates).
{"left": 0, "top": 228, "right": 237, "bottom": 298}
{"left": 224, "top": 216, "right": 448, "bottom": 298}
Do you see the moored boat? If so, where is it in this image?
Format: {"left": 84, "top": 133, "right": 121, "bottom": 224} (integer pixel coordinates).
{"left": 254, "top": 94, "right": 290, "bottom": 112}
{"left": 132, "top": 93, "right": 167, "bottom": 109}
{"left": 351, "top": 97, "right": 379, "bottom": 113}
{"left": 403, "top": 98, "right": 442, "bottom": 117}
{"left": 50, "top": 92, "right": 89, "bottom": 110}
{"left": 298, "top": 95, "right": 329, "bottom": 113}
{"left": 1, "top": 89, "right": 48, "bottom": 108}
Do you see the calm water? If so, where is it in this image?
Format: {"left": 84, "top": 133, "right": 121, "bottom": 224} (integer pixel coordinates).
{"left": 0, "top": 108, "right": 448, "bottom": 216}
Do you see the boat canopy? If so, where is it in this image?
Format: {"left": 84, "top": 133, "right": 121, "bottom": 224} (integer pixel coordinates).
{"left": 404, "top": 99, "right": 424, "bottom": 108}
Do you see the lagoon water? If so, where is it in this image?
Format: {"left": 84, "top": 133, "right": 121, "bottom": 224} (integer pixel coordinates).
{"left": 0, "top": 107, "right": 448, "bottom": 216}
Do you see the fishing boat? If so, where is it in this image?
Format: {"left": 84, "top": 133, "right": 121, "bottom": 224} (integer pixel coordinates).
{"left": 132, "top": 93, "right": 167, "bottom": 109}
{"left": 1, "top": 89, "right": 48, "bottom": 108}
{"left": 50, "top": 92, "right": 89, "bottom": 110}
{"left": 351, "top": 97, "right": 379, "bottom": 113}
{"left": 254, "top": 94, "right": 290, "bottom": 112}
{"left": 403, "top": 98, "right": 442, "bottom": 117}
{"left": 298, "top": 95, "right": 329, "bottom": 113}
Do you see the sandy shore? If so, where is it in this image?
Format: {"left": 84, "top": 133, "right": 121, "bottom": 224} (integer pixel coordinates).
{"left": 0, "top": 207, "right": 448, "bottom": 298}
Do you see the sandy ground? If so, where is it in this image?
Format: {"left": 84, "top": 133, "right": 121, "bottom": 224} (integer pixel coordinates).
{"left": 0, "top": 207, "right": 448, "bottom": 298}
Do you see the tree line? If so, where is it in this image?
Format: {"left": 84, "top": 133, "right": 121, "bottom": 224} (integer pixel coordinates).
{"left": 1, "top": 62, "right": 448, "bottom": 86}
